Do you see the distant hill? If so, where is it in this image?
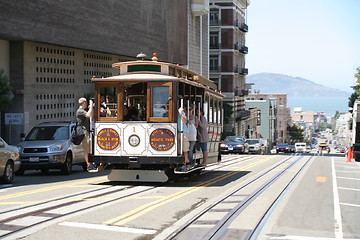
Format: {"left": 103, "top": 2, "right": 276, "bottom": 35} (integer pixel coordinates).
{"left": 246, "top": 73, "right": 350, "bottom": 97}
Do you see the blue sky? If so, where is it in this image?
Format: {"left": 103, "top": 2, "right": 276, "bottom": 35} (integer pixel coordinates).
{"left": 246, "top": 0, "right": 360, "bottom": 92}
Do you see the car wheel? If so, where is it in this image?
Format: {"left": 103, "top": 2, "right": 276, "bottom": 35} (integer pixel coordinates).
{"left": 61, "top": 152, "right": 73, "bottom": 175}
{"left": 1, "top": 161, "right": 14, "bottom": 184}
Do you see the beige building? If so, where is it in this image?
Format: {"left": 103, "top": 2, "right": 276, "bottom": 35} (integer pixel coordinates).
{"left": 291, "top": 108, "right": 315, "bottom": 123}
{"left": 0, "top": 0, "right": 209, "bottom": 144}
{"left": 291, "top": 108, "right": 315, "bottom": 141}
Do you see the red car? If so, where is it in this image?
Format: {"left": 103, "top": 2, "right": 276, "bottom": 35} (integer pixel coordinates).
{"left": 276, "top": 144, "right": 290, "bottom": 153}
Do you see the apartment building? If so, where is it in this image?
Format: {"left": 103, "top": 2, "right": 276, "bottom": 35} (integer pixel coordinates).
{"left": 209, "top": 0, "right": 250, "bottom": 135}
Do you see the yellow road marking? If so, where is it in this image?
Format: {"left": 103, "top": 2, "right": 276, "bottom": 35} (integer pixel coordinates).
{"left": 127, "top": 196, "right": 164, "bottom": 200}
{"left": 316, "top": 177, "right": 327, "bottom": 182}
{"left": 0, "top": 196, "right": 121, "bottom": 205}
{"left": 0, "top": 176, "right": 107, "bottom": 201}
{"left": 104, "top": 155, "right": 277, "bottom": 226}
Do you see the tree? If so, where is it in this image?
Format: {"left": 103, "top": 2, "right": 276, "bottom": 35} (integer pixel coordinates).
{"left": 287, "top": 124, "right": 305, "bottom": 144}
{"left": 223, "top": 102, "right": 233, "bottom": 124}
{"left": 0, "top": 69, "right": 12, "bottom": 112}
{"left": 349, "top": 67, "right": 360, "bottom": 112}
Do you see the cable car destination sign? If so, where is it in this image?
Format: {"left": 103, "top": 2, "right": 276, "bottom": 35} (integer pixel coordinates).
{"left": 150, "top": 128, "right": 175, "bottom": 151}
{"left": 97, "top": 128, "right": 120, "bottom": 150}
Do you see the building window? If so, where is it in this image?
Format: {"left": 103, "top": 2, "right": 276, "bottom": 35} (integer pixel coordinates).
{"left": 210, "top": 55, "right": 219, "bottom": 71}
{"left": 210, "top": 9, "right": 219, "bottom": 25}
{"left": 210, "top": 32, "right": 220, "bottom": 49}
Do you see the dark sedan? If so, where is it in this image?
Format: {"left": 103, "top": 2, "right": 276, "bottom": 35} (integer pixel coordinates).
{"left": 289, "top": 145, "right": 295, "bottom": 153}
{"left": 276, "top": 143, "right": 290, "bottom": 153}
{"left": 220, "top": 136, "right": 247, "bottom": 154}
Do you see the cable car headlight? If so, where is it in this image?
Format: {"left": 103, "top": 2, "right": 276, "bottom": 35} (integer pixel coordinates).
{"left": 129, "top": 135, "right": 140, "bottom": 147}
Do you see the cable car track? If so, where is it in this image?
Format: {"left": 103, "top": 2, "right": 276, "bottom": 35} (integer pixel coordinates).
{"left": 162, "top": 154, "right": 312, "bottom": 240}
{"left": 0, "top": 155, "right": 254, "bottom": 239}
{"left": 0, "top": 154, "right": 279, "bottom": 240}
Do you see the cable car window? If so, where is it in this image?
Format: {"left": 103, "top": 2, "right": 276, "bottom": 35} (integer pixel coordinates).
{"left": 217, "top": 99, "right": 221, "bottom": 124}
{"left": 123, "top": 82, "right": 146, "bottom": 121}
{"left": 128, "top": 65, "right": 161, "bottom": 72}
{"left": 151, "top": 86, "right": 169, "bottom": 118}
{"left": 99, "top": 87, "right": 118, "bottom": 118}
{"left": 209, "top": 96, "right": 213, "bottom": 123}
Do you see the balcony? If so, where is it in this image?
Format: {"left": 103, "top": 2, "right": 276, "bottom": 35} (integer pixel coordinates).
{"left": 240, "top": 45, "right": 248, "bottom": 54}
{"left": 191, "top": 0, "right": 209, "bottom": 17}
{"left": 239, "top": 23, "right": 248, "bottom": 32}
{"left": 235, "top": 110, "right": 251, "bottom": 121}
{"left": 235, "top": 44, "right": 248, "bottom": 54}
{"left": 235, "top": 88, "right": 249, "bottom": 97}
{"left": 240, "top": 68, "right": 248, "bottom": 75}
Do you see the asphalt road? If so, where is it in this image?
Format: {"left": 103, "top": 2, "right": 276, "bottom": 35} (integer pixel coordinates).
{"left": 0, "top": 153, "right": 359, "bottom": 240}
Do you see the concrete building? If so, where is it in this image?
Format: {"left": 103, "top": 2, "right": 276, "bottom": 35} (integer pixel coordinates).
{"left": 209, "top": 0, "right": 250, "bottom": 136}
{"left": 246, "top": 93, "right": 291, "bottom": 144}
{"left": 291, "top": 108, "right": 315, "bottom": 141}
{"left": 0, "top": 0, "right": 209, "bottom": 144}
{"left": 245, "top": 98, "right": 277, "bottom": 149}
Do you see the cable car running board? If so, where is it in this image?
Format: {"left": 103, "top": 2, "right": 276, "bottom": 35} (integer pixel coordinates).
{"left": 174, "top": 165, "right": 205, "bottom": 174}
{"left": 108, "top": 169, "right": 168, "bottom": 182}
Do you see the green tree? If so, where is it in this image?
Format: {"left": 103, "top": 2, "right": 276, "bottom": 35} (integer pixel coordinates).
{"left": 349, "top": 67, "right": 360, "bottom": 112}
{"left": 287, "top": 124, "right": 305, "bottom": 144}
{"left": 223, "top": 102, "right": 233, "bottom": 124}
{"left": 0, "top": 69, "right": 12, "bottom": 112}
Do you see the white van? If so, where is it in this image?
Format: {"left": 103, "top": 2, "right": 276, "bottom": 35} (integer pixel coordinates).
{"left": 295, "top": 142, "right": 306, "bottom": 153}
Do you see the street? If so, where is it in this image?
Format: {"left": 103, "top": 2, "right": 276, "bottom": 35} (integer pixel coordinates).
{"left": 0, "top": 153, "right": 359, "bottom": 240}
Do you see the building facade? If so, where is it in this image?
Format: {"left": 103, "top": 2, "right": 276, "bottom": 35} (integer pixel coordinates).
{"left": 209, "top": 0, "right": 250, "bottom": 136}
{"left": 245, "top": 98, "right": 277, "bottom": 150}
{"left": 246, "top": 93, "right": 291, "bottom": 144}
{"left": 0, "top": 0, "right": 209, "bottom": 144}
{"left": 291, "top": 108, "right": 315, "bottom": 142}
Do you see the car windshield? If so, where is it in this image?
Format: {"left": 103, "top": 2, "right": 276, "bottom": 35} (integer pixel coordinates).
{"left": 224, "top": 136, "right": 244, "bottom": 142}
{"left": 246, "top": 139, "right": 259, "bottom": 145}
{"left": 26, "top": 126, "right": 69, "bottom": 140}
{"left": 277, "top": 144, "right": 288, "bottom": 147}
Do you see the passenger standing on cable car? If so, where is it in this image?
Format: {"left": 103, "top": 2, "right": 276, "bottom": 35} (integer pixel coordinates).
{"left": 178, "top": 106, "right": 190, "bottom": 170}
{"left": 76, "top": 97, "right": 96, "bottom": 172}
{"left": 188, "top": 105, "right": 198, "bottom": 167}
{"left": 198, "top": 109, "right": 209, "bottom": 166}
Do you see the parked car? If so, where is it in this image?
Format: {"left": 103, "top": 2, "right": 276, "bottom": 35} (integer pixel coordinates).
{"left": 276, "top": 143, "right": 290, "bottom": 153}
{"left": 0, "top": 137, "right": 21, "bottom": 183}
{"left": 289, "top": 145, "right": 295, "bottom": 153}
{"left": 305, "top": 146, "right": 312, "bottom": 153}
{"left": 245, "top": 139, "right": 267, "bottom": 154}
{"left": 16, "top": 122, "right": 85, "bottom": 175}
{"left": 339, "top": 147, "right": 346, "bottom": 153}
{"left": 220, "top": 136, "right": 247, "bottom": 154}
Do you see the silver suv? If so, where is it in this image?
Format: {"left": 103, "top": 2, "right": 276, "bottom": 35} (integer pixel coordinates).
{"left": 16, "top": 122, "right": 85, "bottom": 175}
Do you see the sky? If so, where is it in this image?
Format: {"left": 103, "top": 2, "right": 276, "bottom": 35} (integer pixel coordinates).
{"left": 246, "top": 0, "right": 360, "bottom": 92}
